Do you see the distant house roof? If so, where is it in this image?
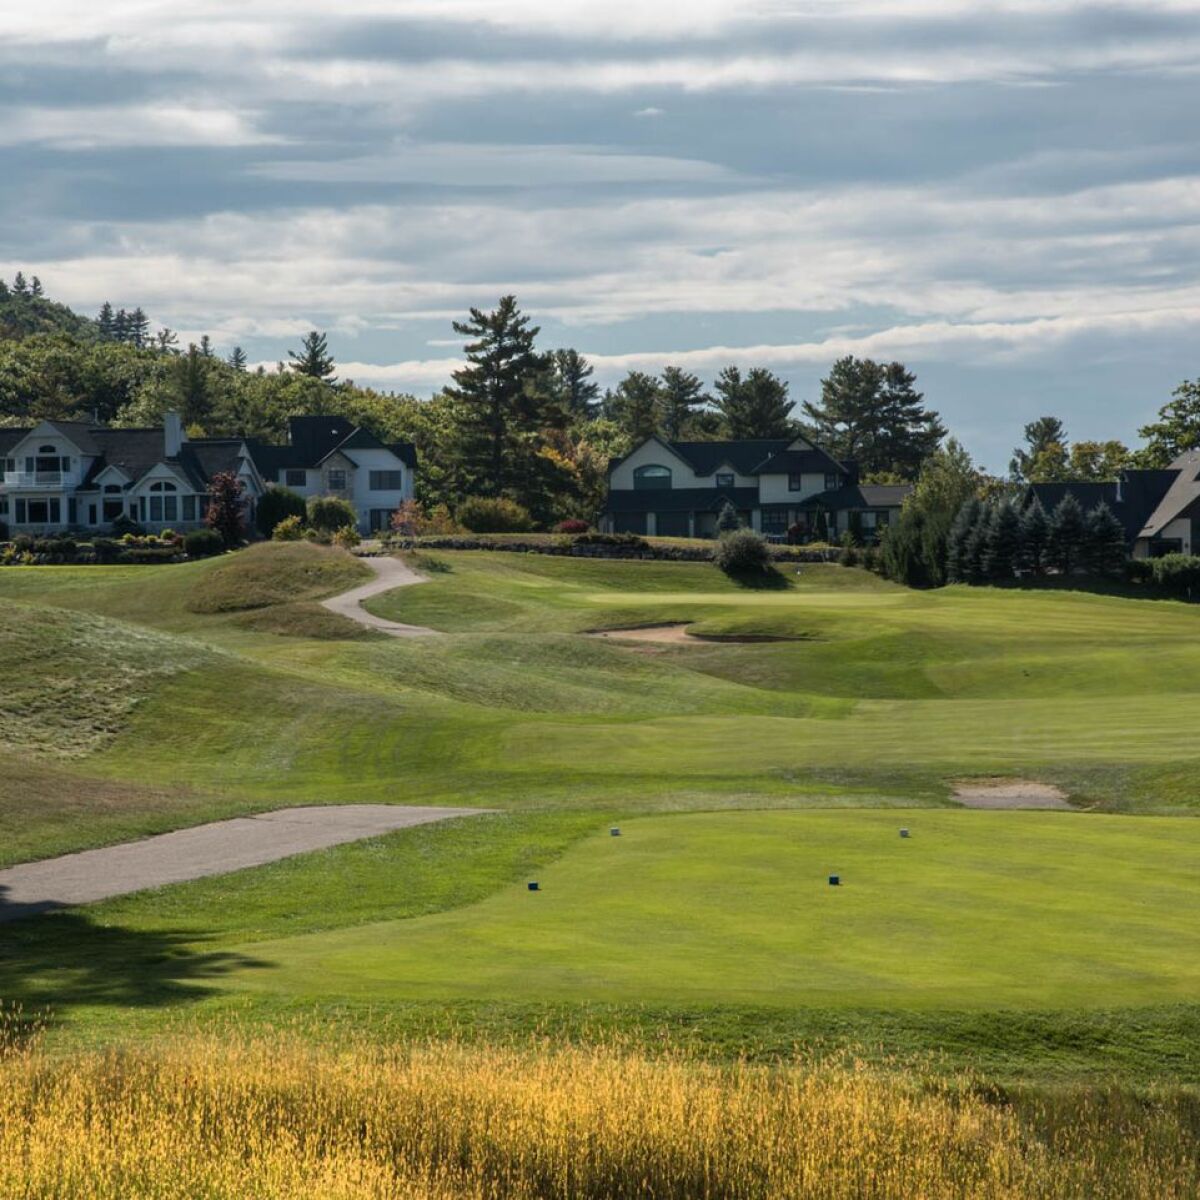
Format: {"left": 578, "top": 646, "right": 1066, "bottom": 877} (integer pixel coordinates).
{"left": 669, "top": 439, "right": 791, "bottom": 476}
{"left": 1027, "top": 467, "right": 1181, "bottom": 545}
{"left": 751, "top": 446, "right": 847, "bottom": 477}
{"left": 792, "top": 484, "right": 912, "bottom": 511}
{"left": 249, "top": 416, "right": 416, "bottom": 480}
{"left": 1137, "top": 450, "right": 1200, "bottom": 539}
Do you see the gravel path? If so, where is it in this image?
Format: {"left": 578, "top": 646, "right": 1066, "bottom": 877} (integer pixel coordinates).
{"left": 321, "top": 555, "right": 438, "bottom": 637}
{"left": 0, "top": 805, "right": 485, "bottom": 921}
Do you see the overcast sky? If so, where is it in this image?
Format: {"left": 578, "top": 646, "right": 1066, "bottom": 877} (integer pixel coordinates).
{"left": 2, "top": 1, "right": 1199, "bottom": 469}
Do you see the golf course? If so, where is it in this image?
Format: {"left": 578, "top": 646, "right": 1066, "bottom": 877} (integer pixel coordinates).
{"left": 1, "top": 542, "right": 1199, "bottom": 1195}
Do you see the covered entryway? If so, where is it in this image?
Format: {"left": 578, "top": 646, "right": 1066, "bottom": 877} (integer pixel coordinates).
{"left": 655, "top": 511, "right": 689, "bottom": 537}
{"left": 613, "top": 512, "right": 647, "bottom": 535}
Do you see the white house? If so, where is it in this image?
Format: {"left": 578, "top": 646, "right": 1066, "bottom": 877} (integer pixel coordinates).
{"left": 0, "top": 412, "right": 416, "bottom": 537}
{"left": 602, "top": 434, "right": 911, "bottom": 540}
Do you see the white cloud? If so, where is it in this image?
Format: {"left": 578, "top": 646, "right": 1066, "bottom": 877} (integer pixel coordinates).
{"left": 0, "top": 104, "right": 281, "bottom": 149}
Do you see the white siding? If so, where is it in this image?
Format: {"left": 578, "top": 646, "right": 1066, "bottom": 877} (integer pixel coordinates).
{"left": 609, "top": 440, "right": 696, "bottom": 490}
{"left": 758, "top": 472, "right": 830, "bottom": 504}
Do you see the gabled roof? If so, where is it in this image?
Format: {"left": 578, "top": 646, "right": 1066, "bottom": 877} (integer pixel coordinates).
{"left": 793, "top": 484, "right": 912, "bottom": 511}
{"left": 670, "top": 439, "right": 791, "bottom": 477}
{"left": 79, "top": 429, "right": 170, "bottom": 487}
{"left": 751, "top": 448, "right": 846, "bottom": 477}
{"left": 1027, "top": 468, "right": 1179, "bottom": 544}
{"left": 1138, "top": 450, "right": 1200, "bottom": 539}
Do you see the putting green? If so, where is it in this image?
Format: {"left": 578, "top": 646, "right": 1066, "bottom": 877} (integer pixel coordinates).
{"left": 235, "top": 810, "right": 1200, "bottom": 1010}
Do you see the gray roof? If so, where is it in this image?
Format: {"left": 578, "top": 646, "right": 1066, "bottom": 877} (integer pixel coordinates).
{"left": 1138, "top": 450, "right": 1200, "bottom": 538}
{"left": 791, "top": 484, "right": 911, "bottom": 511}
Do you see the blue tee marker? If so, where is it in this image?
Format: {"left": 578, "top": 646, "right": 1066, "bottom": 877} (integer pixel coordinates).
{"left": 528, "top": 881, "right": 540, "bottom": 891}
{"left": 828, "top": 875, "right": 840, "bottom": 886}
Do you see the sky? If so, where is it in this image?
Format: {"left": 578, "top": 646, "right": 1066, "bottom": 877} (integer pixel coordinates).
{"left": 2, "top": 1, "right": 1199, "bottom": 471}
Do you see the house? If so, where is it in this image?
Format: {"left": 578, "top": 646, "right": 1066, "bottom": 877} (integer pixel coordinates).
{"left": 1027, "top": 449, "right": 1200, "bottom": 559}
{"left": 0, "top": 412, "right": 416, "bottom": 537}
{"left": 248, "top": 415, "right": 417, "bottom": 534}
{"left": 601, "top": 434, "right": 912, "bottom": 541}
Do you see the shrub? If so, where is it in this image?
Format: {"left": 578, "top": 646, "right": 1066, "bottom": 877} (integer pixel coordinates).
{"left": 1125, "top": 558, "right": 1154, "bottom": 585}
{"left": 206, "top": 470, "right": 246, "bottom": 547}
{"left": 118, "top": 546, "right": 181, "bottom": 564}
{"left": 272, "top": 514, "right": 304, "bottom": 542}
{"left": 716, "top": 501, "right": 741, "bottom": 534}
{"left": 110, "top": 513, "right": 142, "bottom": 537}
{"left": 861, "top": 545, "right": 880, "bottom": 574}
{"left": 306, "top": 494, "right": 357, "bottom": 534}
{"left": 92, "top": 537, "right": 121, "bottom": 563}
{"left": 838, "top": 532, "right": 860, "bottom": 568}
{"left": 1150, "top": 553, "right": 1200, "bottom": 596}
{"left": 13, "top": 534, "right": 33, "bottom": 553}
{"left": 572, "top": 532, "right": 650, "bottom": 550}
{"left": 457, "top": 496, "right": 534, "bottom": 533}
{"left": 184, "top": 528, "right": 224, "bottom": 559}
{"left": 159, "top": 528, "right": 177, "bottom": 541}
{"left": 556, "top": 518, "right": 590, "bottom": 534}
{"left": 713, "top": 528, "right": 771, "bottom": 574}
{"left": 332, "top": 526, "right": 361, "bottom": 550}
{"left": 256, "top": 485, "right": 307, "bottom": 538}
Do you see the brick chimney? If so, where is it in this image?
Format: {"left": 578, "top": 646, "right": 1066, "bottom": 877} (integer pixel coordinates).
{"left": 164, "top": 411, "right": 185, "bottom": 457}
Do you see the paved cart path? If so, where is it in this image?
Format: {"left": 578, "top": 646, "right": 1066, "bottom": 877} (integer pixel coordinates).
{"left": 321, "top": 555, "right": 438, "bottom": 636}
{"left": 0, "top": 805, "right": 486, "bottom": 921}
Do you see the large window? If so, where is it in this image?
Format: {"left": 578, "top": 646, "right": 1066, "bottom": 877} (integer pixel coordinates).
{"left": 824, "top": 473, "right": 841, "bottom": 492}
{"left": 633, "top": 464, "right": 672, "bottom": 490}
{"left": 369, "top": 470, "right": 405, "bottom": 491}
{"left": 761, "top": 510, "right": 788, "bottom": 534}
{"left": 16, "top": 498, "right": 61, "bottom": 524}
{"left": 285, "top": 468, "right": 307, "bottom": 487}
{"left": 327, "top": 469, "right": 348, "bottom": 491}
{"left": 148, "top": 481, "right": 178, "bottom": 523}
{"left": 788, "top": 473, "right": 802, "bottom": 492}
{"left": 183, "top": 495, "right": 197, "bottom": 521}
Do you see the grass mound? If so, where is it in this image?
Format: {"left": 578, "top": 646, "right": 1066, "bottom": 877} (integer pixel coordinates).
{"left": 0, "top": 1033, "right": 1193, "bottom": 1199}
{"left": 0, "top": 600, "right": 217, "bottom": 759}
{"left": 187, "top": 543, "right": 369, "bottom": 614}
{"left": 232, "top": 602, "right": 381, "bottom": 641}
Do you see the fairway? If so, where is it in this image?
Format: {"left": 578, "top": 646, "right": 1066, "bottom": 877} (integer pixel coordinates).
{"left": 234, "top": 810, "right": 1200, "bottom": 1010}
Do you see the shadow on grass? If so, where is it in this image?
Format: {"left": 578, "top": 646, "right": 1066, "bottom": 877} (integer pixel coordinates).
{"left": 720, "top": 565, "right": 792, "bottom": 590}
{"left": 0, "top": 886, "right": 267, "bottom": 1030}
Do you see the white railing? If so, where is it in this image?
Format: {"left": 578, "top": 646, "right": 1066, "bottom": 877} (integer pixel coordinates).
{"left": 2, "top": 471, "right": 80, "bottom": 488}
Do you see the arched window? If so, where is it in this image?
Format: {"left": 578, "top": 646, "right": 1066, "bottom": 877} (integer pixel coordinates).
{"left": 149, "top": 481, "right": 177, "bottom": 492}
{"left": 147, "top": 480, "right": 178, "bottom": 522}
{"left": 103, "top": 484, "right": 122, "bottom": 494}
{"left": 633, "top": 464, "right": 672, "bottom": 491}
{"left": 38, "top": 444, "right": 57, "bottom": 454}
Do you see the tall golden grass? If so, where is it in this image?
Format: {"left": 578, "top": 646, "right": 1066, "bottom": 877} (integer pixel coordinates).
{"left": 0, "top": 1031, "right": 1194, "bottom": 1199}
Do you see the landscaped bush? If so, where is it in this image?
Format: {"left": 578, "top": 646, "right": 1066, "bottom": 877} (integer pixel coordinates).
{"left": 118, "top": 546, "right": 181, "bottom": 564}
{"left": 184, "top": 528, "right": 224, "bottom": 559}
{"left": 331, "top": 526, "right": 361, "bottom": 550}
{"left": 1150, "top": 553, "right": 1200, "bottom": 596}
{"left": 272, "top": 514, "right": 304, "bottom": 542}
{"left": 256, "top": 485, "right": 307, "bottom": 538}
{"left": 457, "top": 496, "right": 534, "bottom": 533}
{"left": 1125, "top": 558, "right": 1154, "bottom": 585}
{"left": 555, "top": 518, "right": 590, "bottom": 533}
{"left": 110, "top": 513, "right": 143, "bottom": 537}
{"left": 306, "top": 494, "right": 357, "bottom": 534}
{"left": 713, "top": 528, "right": 771, "bottom": 574}
{"left": 572, "top": 531, "right": 649, "bottom": 550}
{"left": 838, "top": 532, "right": 860, "bottom": 568}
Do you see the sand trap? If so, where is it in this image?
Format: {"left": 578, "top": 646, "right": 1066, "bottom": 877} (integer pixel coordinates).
{"left": 953, "top": 779, "right": 1072, "bottom": 810}
{"left": 590, "top": 623, "right": 698, "bottom": 644}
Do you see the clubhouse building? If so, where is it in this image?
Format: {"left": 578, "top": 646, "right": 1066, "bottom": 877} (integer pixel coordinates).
{"left": 601, "top": 434, "right": 911, "bottom": 541}
{"left": 1028, "top": 449, "right": 1200, "bottom": 559}
{"left": 0, "top": 413, "right": 416, "bottom": 537}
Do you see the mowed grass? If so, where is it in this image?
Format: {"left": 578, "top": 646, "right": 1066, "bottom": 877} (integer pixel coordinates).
{"left": 230, "top": 810, "right": 1200, "bottom": 1011}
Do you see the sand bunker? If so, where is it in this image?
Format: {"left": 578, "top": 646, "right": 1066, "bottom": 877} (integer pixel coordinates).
{"left": 589, "top": 624, "right": 698, "bottom": 644}
{"left": 953, "top": 778, "right": 1072, "bottom": 810}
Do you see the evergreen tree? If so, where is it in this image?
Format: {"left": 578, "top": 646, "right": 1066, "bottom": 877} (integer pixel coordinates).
{"left": 112, "top": 309, "right": 130, "bottom": 343}
{"left": 1010, "top": 416, "right": 1068, "bottom": 481}
{"left": 1085, "top": 501, "right": 1127, "bottom": 578}
{"left": 1018, "top": 496, "right": 1049, "bottom": 574}
{"left": 445, "top": 296, "right": 552, "bottom": 500}
{"left": 0, "top": 279, "right": 9, "bottom": 299}
{"left": 659, "top": 366, "right": 708, "bottom": 440}
{"left": 12, "top": 272, "right": 28, "bottom": 297}
{"left": 716, "top": 500, "right": 741, "bottom": 533}
{"left": 30, "top": 276, "right": 43, "bottom": 298}
{"left": 963, "top": 510, "right": 989, "bottom": 584}
{"left": 97, "top": 302, "right": 114, "bottom": 340}
{"left": 228, "top": 346, "right": 248, "bottom": 372}
{"left": 804, "top": 356, "right": 945, "bottom": 479}
{"left": 199, "top": 334, "right": 214, "bottom": 358}
{"left": 288, "top": 330, "right": 336, "bottom": 381}
{"left": 551, "top": 349, "right": 600, "bottom": 419}
{"left": 606, "top": 371, "right": 662, "bottom": 443}
{"left": 167, "top": 343, "right": 215, "bottom": 428}
{"left": 128, "top": 307, "right": 150, "bottom": 349}
{"left": 156, "top": 327, "right": 179, "bottom": 352}
{"left": 713, "top": 366, "right": 794, "bottom": 439}
{"left": 1046, "top": 492, "right": 1088, "bottom": 574}
{"left": 982, "top": 500, "right": 1021, "bottom": 581}
{"left": 945, "top": 497, "right": 982, "bottom": 583}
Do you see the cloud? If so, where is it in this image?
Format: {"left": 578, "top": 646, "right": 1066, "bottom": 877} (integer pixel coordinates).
{"left": 0, "top": 104, "right": 281, "bottom": 149}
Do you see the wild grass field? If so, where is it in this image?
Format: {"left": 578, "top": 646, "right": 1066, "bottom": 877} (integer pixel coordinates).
{"left": 0, "top": 542, "right": 1198, "bottom": 1191}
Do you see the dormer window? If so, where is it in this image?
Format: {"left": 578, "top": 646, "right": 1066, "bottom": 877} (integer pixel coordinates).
{"left": 716, "top": 472, "right": 734, "bottom": 488}
{"left": 633, "top": 465, "right": 672, "bottom": 490}
{"left": 825, "top": 473, "right": 841, "bottom": 492}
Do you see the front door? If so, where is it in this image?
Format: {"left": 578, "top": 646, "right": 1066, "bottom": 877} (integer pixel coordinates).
{"left": 614, "top": 512, "right": 647, "bottom": 535}
{"left": 656, "top": 511, "right": 689, "bottom": 538}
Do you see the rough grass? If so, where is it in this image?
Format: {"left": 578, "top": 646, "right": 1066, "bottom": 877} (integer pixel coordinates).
{"left": 0, "top": 1032, "right": 1195, "bottom": 1199}
{"left": 187, "top": 542, "right": 369, "bottom": 613}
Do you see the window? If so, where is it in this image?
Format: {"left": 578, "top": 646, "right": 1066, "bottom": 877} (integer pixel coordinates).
{"left": 148, "top": 481, "right": 178, "bottom": 523}
{"left": 715, "top": 472, "right": 734, "bottom": 488}
{"left": 788, "top": 473, "right": 802, "bottom": 492}
{"left": 68, "top": 498, "right": 77, "bottom": 524}
{"left": 21, "top": 498, "right": 60, "bottom": 524}
{"left": 825, "top": 473, "right": 841, "bottom": 492}
{"left": 369, "top": 470, "right": 405, "bottom": 491}
{"left": 38, "top": 444, "right": 56, "bottom": 453}
{"left": 761, "top": 510, "right": 788, "bottom": 533}
{"left": 103, "top": 499, "right": 124, "bottom": 521}
{"left": 88, "top": 504, "right": 97, "bottom": 525}
{"left": 103, "top": 483, "right": 122, "bottom": 494}
{"left": 861, "top": 511, "right": 877, "bottom": 530}
{"left": 327, "top": 469, "right": 348, "bottom": 491}
{"left": 285, "top": 469, "right": 307, "bottom": 487}
{"left": 0, "top": 498, "right": 6, "bottom": 516}
{"left": 183, "top": 495, "right": 196, "bottom": 521}
{"left": 633, "top": 464, "right": 671, "bottom": 490}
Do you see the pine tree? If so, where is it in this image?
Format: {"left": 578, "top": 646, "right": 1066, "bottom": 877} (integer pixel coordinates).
{"left": 1018, "top": 496, "right": 1049, "bottom": 575}
{"left": 1010, "top": 416, "right": 1068, "bottom": 482}
{"left": 1085, "top": 501, "right": 1127, "bottom": 578}
{"left": 29, "top": 276, "right": 43, "bottom": 298}
{"left": 804, "top": 356, "right": 945, "bottom": 479}
{"left": 0, "top": 279, "right": 9, "bottom": 300}
{"left": 288, "top": 330, "right": 337, "bottom": 381}
{"left": 713, "top": 366, "right": 794, "bottom": 439}
{"left": 551, "top": 349, "right": 599, "bottom": 419}
{"left": 128, "top": 307, "right": 150, "bottom": 349}
{"left": 199, "top": 334, "right": 214, "bottom": 358}
{"left": 168, "top": 344, "right": 214, "bottom": 428}
{"left": 12, "top": 272, "right": 28, "bottom": 297}
{"left": 945, "top": 497, "right": 982, "bottom": 583}
{"left": 112, "top": 309, "right": 130, "bottom": 343}
{"left": 228, "top": 346, "right": 248, "bottom": 372}
{"left": 659, "top": 366, "right": 708, "bottom": 440}
{"left": 963, "top": 509, "right": 989, "bottom": 584}
{"left": 445, "top": 296, "right": 551, "bottom": 499}
{"left": 156, "top": 327, "right": 179, "bottom": 352}
{"left": 982, "top": 501, "right": 1021, "bottom": 581}
{"left": 1046, "top": 492, "right": 1087, "bottom": 574}
{"left": 606, "top": 371, "right": 662, "bottom": 443}
{"left": 97, "top": 302, "right": 114, "bottom": 340}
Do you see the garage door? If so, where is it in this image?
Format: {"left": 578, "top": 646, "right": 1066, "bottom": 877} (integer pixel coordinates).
{"left": 656, "top": 512, "right": 689, "bottom": 537}
{"left": 613, "top": 512, "right": 647, "bottom": 534}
